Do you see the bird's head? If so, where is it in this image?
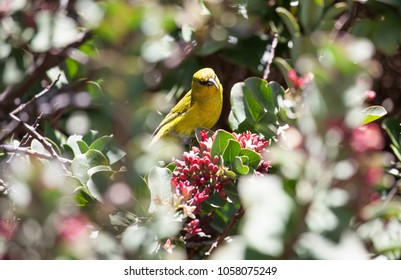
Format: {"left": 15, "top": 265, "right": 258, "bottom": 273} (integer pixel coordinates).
{"left": 192, "top": 68, "right": 221, "bottom": 92}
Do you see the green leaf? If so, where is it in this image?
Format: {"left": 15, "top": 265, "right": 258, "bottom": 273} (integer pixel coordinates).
{"left": 300, "top": 0, "right": 324, "bottom": 33}
{"left": 89, "top": 134, "right": 125, "bottom": 165}
{"left": 207, "top": 191, "right": 227, "bottom": 208}
{"left": 276, "top": 7, "right": 300, "bottom": 37}
{"left": 74, "top": 185, "right": 95, "bottom": 206}
{"left": 67, "top": 174, "right": 94, "bottom": 206}
{"left": 383, "top": 118, "right": 401, "bottom": 161}
{"left": 237, "top": 77, "right": 278, "bottom": 124}
{"left": 225, "top": 170, "right": 237, "bottom": 180}
{"left": 240, "top": 155, "right": 249, "bottom": 166}
{"left": 90, "top": 135, "right": 112, "bottom": 151}
{"left": 77, "top": 140, "right": 90, "bottom": 154}
{"left": 361, "top": 106, "right": 387, "bottom": 125}
{"left": 233, "top": 156, "right": 250, "bottom": 175}
{"left": 87, "top": 80, "right": 105, "bottom": 102}
{"left": 240, "top": 148, "right": 262, "bottom": 169}
{"left": 274, "top": 57, "right": 295, "bottom": 88}
{"left": 132, "top": 175, "right": 151, "bottom": 216}
{"left": 83, "top": 130, "right": 100, "bottom": 145}
{"left": 31, "top": 139, "right": 50, "bottom": 156}
{"left": 223, "top": 139, "right": 242, "bottom": 163}
{"left": 71, "top": 149, "right": 109, "bottom": 186}
{"left": 243, "top": 82, "right": 265, "bottom": 122}
{"left": 229, "top": 79, "right": 285, "bottom": 134}
{"left": 165, "top": 162, "right": 176, "bottom": 172}
{"left": 223, "top": 183, "right": 240, "bottom": 205}
{"left": 105, "top": 146, "right": 126, "bottom": 165}
{"left": 65, "top": 57, "right": 79, "bottom": 80}
{"left": 323, "top": 2, "right": 348, "bottom": 21}
{"left": 147, "top": 167, "right": 172, "bottom": 213}
{"left": 390, "top": 144, "right": 401, "bottom": 162}
{"left": 229, "top": 82, "right": 253, "bottom": 131}
{"left": 228, "top": 111, "right": 241, "bottom": 132}
{"left": 382, "top": 118, "right": 401, "bottom": 150}
{"left": 209, "top": 203, "right": 239, "bottom": 233}
{"left": 87, "top": 166, "right": 114, "bottom": 200}
{"left": 45, "top": 137, "right": 61, "bottom": 155}
{"left": 245, "top": 77, "right": 276, "bottom": 113}
{"left": 269, "top": 81, "right": 286, "bottom": 109}
{"left": 211, "top": 129, "right": 236, "bottom": 158}
{"left": 255, "top": 112, "right": 279, "bottom": 138}
{"left": 65, "top": 135, "right": 84, "bottom": 156}
{"left": 88, "top": 165, "right": 113, "bottom": 178}
{"left": 43, "top": 123, "right": 67, "bottom": 149}
{"left": 319, "top": 2, "right": 348, "bottom": 30}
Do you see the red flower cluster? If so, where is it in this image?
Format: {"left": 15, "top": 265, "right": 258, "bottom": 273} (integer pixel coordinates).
{"left": 171, "top": 147, "right": 226, "bottom": 211}
{"left": 171, "top": 130, "right": 270, "bottom": 239}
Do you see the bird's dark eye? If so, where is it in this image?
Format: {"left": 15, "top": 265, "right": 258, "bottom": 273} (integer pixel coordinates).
{"left": 199, "top": 80, "right": 210, "bottom": 86}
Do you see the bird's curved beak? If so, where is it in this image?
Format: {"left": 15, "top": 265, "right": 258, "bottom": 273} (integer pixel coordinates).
{"left": 208, "top": 77, "right": 219, "bottom": 89}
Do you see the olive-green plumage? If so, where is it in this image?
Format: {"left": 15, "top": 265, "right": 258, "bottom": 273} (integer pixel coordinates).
{"left": 150, "top": 68, "right": 223, "bottom": 145}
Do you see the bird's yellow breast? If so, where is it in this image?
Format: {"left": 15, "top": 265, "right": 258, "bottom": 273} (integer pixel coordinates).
{"left": 174, "top": 85, "right": 223, "bottom": 137}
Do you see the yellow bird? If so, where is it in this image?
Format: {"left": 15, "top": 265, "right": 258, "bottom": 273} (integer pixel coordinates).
{"left": 150, "top": 68, "right": 223, "bottom": 145}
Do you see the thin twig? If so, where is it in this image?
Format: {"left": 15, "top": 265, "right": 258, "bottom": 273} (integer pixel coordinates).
{"left": 205, "top": 206, "right": 244, "bottom": 257}
{"left": 4, "top": 75, "right": 61, "bottom": 163}
{"left": 8, "top": 113, "right": 69, "bottom": 172}
{"left": 11, "top": 74, "right": 61, "bottom": 115}
{"left": 0, "top": 75, "right": 60, "bottom": 144}
{"left": 6, "top": 114, "right": 42, "bottom": 165}
{"left": 9, "top": 113, "right": 57, "bottom": 158}
{"left": 263, "top": 33, "right": 279, "bottom": 81}
{"left": 0, "top": 144, "right": 72, "bottom": 164}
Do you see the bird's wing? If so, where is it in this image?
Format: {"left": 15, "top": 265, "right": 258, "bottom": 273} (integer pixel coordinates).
{"left": 152, "top": 90, "right": 192, "bottom": 137}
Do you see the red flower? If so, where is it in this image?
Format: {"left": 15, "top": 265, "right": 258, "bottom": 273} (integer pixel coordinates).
{"left": 288, "top": 69, "right": 306, "bottom": 89}
{"left": 184, "top": 219, "right": 202, "bottom": 239}
{"left": 162, "top": 239, "right": 176, "bottom": 254}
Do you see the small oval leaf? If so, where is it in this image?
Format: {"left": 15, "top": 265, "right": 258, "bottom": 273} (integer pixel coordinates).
{"left": 233, "top": 156, "right": 250, "bottom": 175}
{"left": 276, "top": 7, "right": 301, "bottom": 37}
{"left": 223, "top": 139, "right": 242, "bottom": 163}
{"left": 211, "top": 130, "right": 236, "bottom": 158}
{"left": 361, "top": 106, "right": 387, "bottom": 125}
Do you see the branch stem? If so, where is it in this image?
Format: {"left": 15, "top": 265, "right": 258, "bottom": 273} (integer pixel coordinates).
{"left": 263, "top": 33, "right": 279, "bottom": 81}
